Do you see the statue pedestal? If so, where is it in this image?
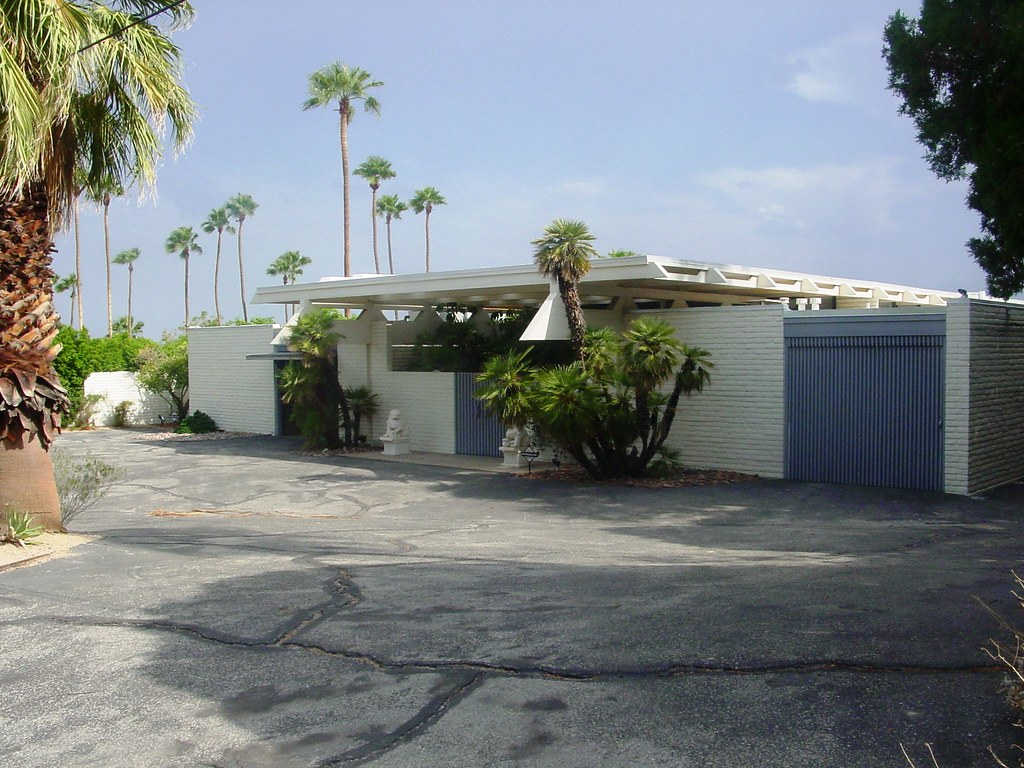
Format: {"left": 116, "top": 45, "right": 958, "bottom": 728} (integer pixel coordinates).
{"left": 499, "top": 446, "right": 523, "bottom": 468}
{"left": 382, "top": 439, "right": 410, "bottom": 456}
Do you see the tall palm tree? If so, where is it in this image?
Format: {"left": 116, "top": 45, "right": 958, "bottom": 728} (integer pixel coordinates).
{"left": 225, "top": 194, "right": 258, "bottom": 322}
{"left": 112, "top": 248, "right": 140, "bottom": 337}
{"left": 165, "top": 227, "right": 202, "bottom": 329}
{"left": 303, "top": 63, "right": 383, "bottom": 276}
{"left": 532, "top": 219, "right": 598, "bottom": 362}
{"left": 409, "top": 187, "right": 446, "bottom": 273}
{"left": 375, "top": 194, "right": 407, "bottom": 275}
{"left": 53, "top": 275, "right": 78, "bottom": 329}
{"left": 267, "top": 250, "right": 312, "bottom": 321}
{"left": 201, "top": 206, "right": 235, "bottom": 325}
{"left": 72, "top": 169, "right": 86, "bottom": 330}
{"left": 83, "top": 176, "right": 124, "bottom": 337}
{"left": 354, "top": 156, "right": 395, "bottom": 273}
{"left": 0, "top": 0, "right": 195, "bottom": 529}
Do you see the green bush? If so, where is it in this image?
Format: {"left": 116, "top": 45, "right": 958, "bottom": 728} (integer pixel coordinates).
{"left": 175, "top": 410, "right": 217, "bottom": 434}
{"left": 111, "top": 400, "right": 133, "bottom": 428}
{"left": 72, "top": 393, "right": 106, "bottom": 429}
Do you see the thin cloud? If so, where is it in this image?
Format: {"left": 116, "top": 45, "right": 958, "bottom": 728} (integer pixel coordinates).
{"left": 786, "top": 31, "right": 880, "bottom": 106}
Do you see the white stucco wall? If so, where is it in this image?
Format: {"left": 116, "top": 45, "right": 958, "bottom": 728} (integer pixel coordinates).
{"left": 187, "top": 324, "right": 279, "bottom": 434}
{"left": 83, "top": 371, "right": 166, "bottom": 425}
{"left": 638, "top": 305, "right": 787, "bottom": 477}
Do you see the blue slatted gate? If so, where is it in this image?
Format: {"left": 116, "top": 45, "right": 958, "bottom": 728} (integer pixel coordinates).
{"left": 785, "top": 315, "right": 945, "bottom": 491}
{"left": 455, "top": 372, "right": 504, "bottom": 457}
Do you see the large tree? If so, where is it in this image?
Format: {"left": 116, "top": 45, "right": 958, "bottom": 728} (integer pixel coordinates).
{"left": 375, "top": 194, "right": 407, "bottom": 275}
{"left": 0, "top": 0, "right": 195, "bottom": 529}
{"left": 354, "top": 156, "right": 395, "bottom": 274}
{"left": 303, "top": 63, "right": 383, "bottom": 277}
{"left": 409, "top": 187, "right": 445, "bottom": 273}
{"left": 225, "top": 193, "right": 258, "bottom": 322}
{"left": 165, "top": 226, "right": 201, "bottom": 330}
{"left": 201, "top": 206, "right": 234, "bottom": 325}
{"left": 112, "top": 248, "right": 140, "bottom": 338}
{"left": 83, "top": 176, "right": 123, "bottom": 337}
{"left": 532, "top": 219, "right": 598, "bottom": 361}
{"left": 884, "top": 2, "right": 1024, "bottom": 298}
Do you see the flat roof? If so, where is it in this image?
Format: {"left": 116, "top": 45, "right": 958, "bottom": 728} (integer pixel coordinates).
{"left": 252, "top": 255, "right": 963, "bottom": 311}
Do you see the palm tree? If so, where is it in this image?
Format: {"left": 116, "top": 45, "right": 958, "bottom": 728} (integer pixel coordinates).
{"left": 166, "top": 227, "right": 202, "bottom": 329}
{"left": 280, "top": 309, "right": 349, "bottom": 449}
{"left": 303, "top": 63, "right": 383, "bottom": 276}
{"left": 409, "top": 187, "right": 446, "bottom": 273}
{"left": 375, "top": 194, "right": 407, "bottom": 275}
{"left": 0, "top": 1, "right": 195, "bottom": 529}
{"left": 532, "top": 219, "right": 598, "bottom": 362}
{"left": 83, "top": 176, "right": 124, "bottom": 337}
{"left": 225, "top": 194, "right": 258, "bottom": 322}
{"left": 267, "top": 250, "right": 312, "bottom": 321}
{"left": 53, "top": 274, "right": 78, "bottom": 329}
{"left": 201, "top": 206, "right": 235, "bottom": 325}
{"left": 112, "top": 248, "right": 140, "bottom": 338}
{"left": 72, "top": 169, "right": 86, "bottom": 330}
{"left": 354, "top": 156, "right": 396, "bottom": 273}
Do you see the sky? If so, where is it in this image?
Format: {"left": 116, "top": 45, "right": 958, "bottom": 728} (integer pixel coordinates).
{"left": 52, "top": 0, "right": 988, "bottom": 338}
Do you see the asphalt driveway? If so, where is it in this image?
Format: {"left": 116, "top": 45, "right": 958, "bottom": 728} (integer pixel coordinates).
{"left": 2, "top": 429, "right": 1022, "bottom": 767}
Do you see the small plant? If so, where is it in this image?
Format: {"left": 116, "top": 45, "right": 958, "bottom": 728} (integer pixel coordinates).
{"left": 175, "top": 410, "right": 217, "bottom": 434}
{"left": 73, "top": 393, "right": 106, "bottom": 429}
{"left": 52, "top": 449, "right": 124, "bottom": 529}
{"left": 111, "top": 400, "right": 133, "bottom": 428}
{"left": 2, "top": 506, "right": 43, "bottom": 547}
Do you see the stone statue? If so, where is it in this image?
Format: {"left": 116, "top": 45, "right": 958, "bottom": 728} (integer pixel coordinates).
{"left": 381, "top": 409, "right": 408, "bottom": 441}
{"left": 501, "top": 426, "right": 524, "bottom": 450}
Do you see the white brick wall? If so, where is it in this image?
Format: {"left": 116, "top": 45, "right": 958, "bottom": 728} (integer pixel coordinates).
{"left": 943, "top": 301, "right": 971, "bottom": 494}
{"left": 188, "top": 325, "right": 279, "bottom": 434}
{"left": 963, "top": 300, "right": 1024, "bottom": 494}
{"left": 637, "top": 306, "right": 786, "bottom": 477}
{"left": 83, "top": 371, "right": 166, "bottom": 425}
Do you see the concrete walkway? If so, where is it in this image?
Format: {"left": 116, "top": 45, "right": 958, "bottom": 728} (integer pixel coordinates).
{"left": 2, "top": 429, "right": 1022, "bottom": 767}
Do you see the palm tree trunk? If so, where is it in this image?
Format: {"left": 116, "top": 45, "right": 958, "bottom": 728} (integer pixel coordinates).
{"left": 558, "top": 277, "right": 587, "bottom": 362}
{"left": 370, "top": 185, "right": 380, "bottom": 273}
{"left": 126, "top": 265, "right": 134, "bottom": 338}
{"left": 237, "top": 221, "right": 248, "bottom": 322}
{"left": 386, "top": 215, "right": 395, "bottom": 274}
{"left": 184, "top": 252, "right": 190, "bottom": 327}
{"left": 339, "top": 101, "right": 351, "bottom": 276}
{"left": 73, "top": 193, "right": 83, "bottom": 329}
{"left": 0, "top": 438, "right": 62, "bottom": 531}
{"left": 214, "top": 230, "right": 223, "bottom": 325}
{"left": 103, "top": 195, "right": 112, "bottom": 337}
{"left": 424, "top": 211, "right": 431, "bottom": 273}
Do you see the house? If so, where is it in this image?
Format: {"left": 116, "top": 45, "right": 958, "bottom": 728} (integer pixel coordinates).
{"left": 188, "top": 255, "right": 1024, "bottom": 495}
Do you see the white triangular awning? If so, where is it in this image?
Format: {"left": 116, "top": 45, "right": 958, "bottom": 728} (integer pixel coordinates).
{"left": 519, "top": 285, "right": 570, "bottom": 341}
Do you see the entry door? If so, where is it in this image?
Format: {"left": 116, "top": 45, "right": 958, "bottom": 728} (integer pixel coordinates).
{"left": 454, "top": 372, "right": 503, "bottom": 456}
{"left": 785, "top": 334, "right": 944, "bottom": 490}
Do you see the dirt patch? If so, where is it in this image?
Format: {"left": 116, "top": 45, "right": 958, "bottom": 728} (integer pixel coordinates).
{"left": 0, "top": 531, "right": 96, "bottom": 572}
{"left": 520, "top": 465, "right": 760, "bottom": 488}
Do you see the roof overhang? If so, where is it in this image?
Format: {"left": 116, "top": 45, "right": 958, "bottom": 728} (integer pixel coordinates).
{"left": 251, "top": 255, "right": 963, "bottom": 311}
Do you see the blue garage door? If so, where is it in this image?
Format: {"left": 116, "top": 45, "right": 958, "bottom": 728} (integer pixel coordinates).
{"left": 785, "top": 315, "right": 945, "bottom": 491}
{"left": 455, "top": 372, "right": 504, "bottom": 457}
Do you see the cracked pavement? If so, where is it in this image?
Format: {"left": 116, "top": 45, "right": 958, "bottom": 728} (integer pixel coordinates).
{"left": 2, "top": 430, "right": 1023, "bottom": 767}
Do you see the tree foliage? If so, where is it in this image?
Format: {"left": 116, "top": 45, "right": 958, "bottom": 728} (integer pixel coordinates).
{"left": 884, "top": 1, "right": 1024, "bottom": 298}
{"left": 477, "top": 318, "right": 712, "bottom": 479}
{"left": 53, "top": 326, "right": 153, "bottom": 419}
{"left": 136, "top": 335, "right": 189, "bottom": 419}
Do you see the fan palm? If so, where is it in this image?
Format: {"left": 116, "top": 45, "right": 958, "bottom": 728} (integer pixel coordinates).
{"left": 303, "top": 63, "right": 383, "bottom": 276}
{"left": 165, "top": 227, "right": 202, "bottom": 328}
{"left": 375, "top": 194, "right": 407, "bottom": 275}
{"left": 201, "top": 206, "right": 235, "bottom": 325}
{"left": 532, "top": 219, "right": 598, "bottom": 362}
{"left": 53, "top": 275, "right": 79, "bottom": 329}
{"left": 267, "top": 250, "right": 312, "bottom": 321}
{"left": 225, "top": 193, "right": 258, "bottom": 322}
{"left": 83, "top": 176, "right": 124, "bottom": 337}
{"left": 112, "top": 248, "right": 140, "bottom": 337}
{"left": 280, "top": 309, "right": 349, "bottom": 449}
{"left": 0, "top": 0, "right": 195, "bottom": 529}
{"left": 354, "top": 156, "right": 395, "bottom": 273}
{"left": 409, "top": 187, "right": 446, "bottom": 273}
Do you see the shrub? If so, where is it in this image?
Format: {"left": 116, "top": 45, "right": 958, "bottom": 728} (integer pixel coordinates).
{"left": 111, "top": 400, "right": 133, "bottom": 428}
{"left": 2, "top": 506, "right": 43, "bottom": 547}
{"left": 137, "top": 335, "right": 189, "bottom": 419}
{"left": 51, "top": 450, "right": 124, "bottom": 528}
{"left": 72, "top": 393, "right": 106, "bottom": 429}
{"left": 175, "top": 410, "right": 217, "bottom": 434}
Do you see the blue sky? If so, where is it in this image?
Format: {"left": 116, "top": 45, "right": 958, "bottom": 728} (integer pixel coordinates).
{"left": 52, "top": 0, "right": 986, "bottom": 337}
